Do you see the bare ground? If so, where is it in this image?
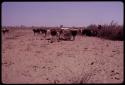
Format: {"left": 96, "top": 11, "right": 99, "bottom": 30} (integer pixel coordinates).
{"left": 2, "top": 28, "right": 123, "bottom": 84}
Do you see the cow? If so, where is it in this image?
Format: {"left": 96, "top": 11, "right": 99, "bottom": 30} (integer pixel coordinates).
{"left": 2, "top": 29, "right": 9, "bottom": 34}
{"left": 82, "top": 29, "right": 92, "bottom": 36}
{"left": 40, "top": 29, "right": 47, "bottom": 37}
{"left": 32, "top": 28, "right": 40, "bottom": 35}
{"left": 70, "top": 29, "right": 77, "bottom": 40}
{"left": 98, "top": 25, "right": 102, "bottom": 29}
{"left": 96, "top": 25, "right": 103, "bottom": 37}
{"left": 50, "top": 29, "right": 59, "bottom": 43}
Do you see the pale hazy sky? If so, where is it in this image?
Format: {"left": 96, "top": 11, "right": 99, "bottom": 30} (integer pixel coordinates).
{"left": 2, "top": 2, "right": 123, "bottom": 27}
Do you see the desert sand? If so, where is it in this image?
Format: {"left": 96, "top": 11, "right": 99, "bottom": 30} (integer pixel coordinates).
{"left": 2, "top": 28, "right": 123, "bottom": 84}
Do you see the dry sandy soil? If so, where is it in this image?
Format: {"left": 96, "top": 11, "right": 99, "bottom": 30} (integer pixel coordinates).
{"left": 2, "top": 28, "right": 124, "bottom": 84}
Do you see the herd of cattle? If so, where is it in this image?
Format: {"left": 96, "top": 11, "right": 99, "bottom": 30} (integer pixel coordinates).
{"left": 2, "top": 25, "right": 102, "bottom": 43}
{"left": 32, "top": 28, "right": 78, "bottom": 42}
{"left": 32, "top": 25, "right": 102, "bottom": 43}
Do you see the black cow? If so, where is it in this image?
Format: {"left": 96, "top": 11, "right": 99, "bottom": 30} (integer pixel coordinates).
{"left": 98, "top": 25, "right": 102, "bottom": 29}
{"left": 82, "top": 29, "right": 92, "bottom": 36}
{"left": 70, "top": 30, "right": 77, "bottom": 40}
{"left": 40, "top": 29, "right": 47, "bottom": 37}
{"left": 2, "top": 29, "right": 9, "bottom": 34}
{"left": 50, "top": 29, "right": 59, "bottom": 43}
{"left": 32, "top": 29, "right": 40, "bottom": 35}
{"left": 50, "top": 29, "right": 57, "bottom": 36}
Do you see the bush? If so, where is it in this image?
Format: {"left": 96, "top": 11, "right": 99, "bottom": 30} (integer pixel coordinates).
{"left": 86, "top": 21, "right": 123, "bottom": 41}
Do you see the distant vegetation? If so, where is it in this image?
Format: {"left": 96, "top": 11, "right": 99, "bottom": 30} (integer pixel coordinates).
{"left": 85, "top": 21, "right": 123, "bottom": 41}
{"left": 2, "top": 21, "right": 123, "bottom": 41}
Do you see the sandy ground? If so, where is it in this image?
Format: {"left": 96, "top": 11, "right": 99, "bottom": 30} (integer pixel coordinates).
{"left": 2, "top": 28, "right": 124, "bottom": 84}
